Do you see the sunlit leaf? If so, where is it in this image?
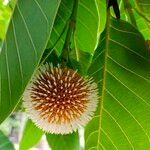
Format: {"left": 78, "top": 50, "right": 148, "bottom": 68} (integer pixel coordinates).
{"left": 46, "top": 132, "right": 80, "bottom": 150}
{"left": 19, "top": 119, "right": 43, "bottom": 150}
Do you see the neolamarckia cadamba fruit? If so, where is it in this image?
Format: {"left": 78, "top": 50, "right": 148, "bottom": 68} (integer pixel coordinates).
{"left": 23, "top": 63, "right": 98, "bottom": 134}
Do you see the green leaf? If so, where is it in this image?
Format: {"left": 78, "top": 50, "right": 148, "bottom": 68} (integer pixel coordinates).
{"left": 75, "top": 0, "right": 99, "bottom": 54}
{"left": 85, "top": 17, "right": 150, "bottom": 149}
{"left": 96, "top": 0, "right": 106, "bottom": 33}
{"left": 0, "top": 0, "right": 61, "bottom": 123}
{"left": 46, "top": 132, "right": 80, "bottom": 150}
{"left": 47, "top": 0, "right": 73, "bottom": 55}
{"left": 69, "top": 49, "right": 92, "bottom": 76}
{"left": 0, "top": 130, "right": 14, "bottom": 150}
{"left": 136, "top": 0, "right": 150, "bottom": 19}
{"left": 135, "top": 0, "right": 150, "bottom": 39}
{"left": 118, "top": 0, "right": 150, "bottom": 39}
{"left": 49, "top": 0, "right": 99, "bottom": 55}
{"left": 134, "top": 11, "right": 150, "bottom": 39}
{"left": 19, "top": 119, "right": 43, "bottom": 150}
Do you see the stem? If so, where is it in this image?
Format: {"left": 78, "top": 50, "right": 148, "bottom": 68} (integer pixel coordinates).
{"left": 122, "top": 0, "right": 137, "bottom": 27}
{"left": 60, "top": 0, "right": 79, "bottom": 67}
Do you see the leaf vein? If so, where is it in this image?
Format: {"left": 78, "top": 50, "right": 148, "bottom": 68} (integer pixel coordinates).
{"left": 86, "top": 130, "right": 99, "bottom": 145}
{"left": 107, "top": 66, "right": 150, "bottom": 107}
{"left": 33, "top": 0, "right": 49, "bottom": 27}
{"left": 90, "top": 66, "right": 103, "bottom": 76}
{"left": 99, "top": 142, "right": 106, "bottom": 150}
{"left": 5, "top": 41, "right": 11, "bottom": 106}
{"left": 17, "top": 4, "right": 38, "bottom": 60}
{"left": 103, "top": 108, "right": 135, "bottom": 149}
{"left": 110, "top": 25, "right": 141, "bottom": 37}
{"left": 79, "top": 1, "right": 97, "bottom": 20}
{"left": 109, "top": 56, "right": 150, "bottom": 84}
{"left": 12, "top": 19, "right": 23, "bottom": 88}
{"left": 87, "top": 146, "right": 97, "bottom": 150}
{"left": 105, "top": 88, "right": 150, "bottom": 142}
{"left": 101, "top": 128, "right": 119, "bottom": 150}
{"left": 77, "top": 19, "right": 96, "bottom": 42}
{"left": 109, "top": 38, "right": 147, "bottom": 61}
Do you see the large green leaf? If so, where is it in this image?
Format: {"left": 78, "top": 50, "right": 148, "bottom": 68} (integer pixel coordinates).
{"left": 0, "top": 130, "right": 14, "bottom": 150}
{"left": 46, "top": 132, "right": 80, "bottom": 150}
{"left": 19, "top": 119, "right": 43, "bottom": 150}
{"left": 49, "top": 0, "right": 99, "bottom": 55}
{"left": 85, "top": 16, "right": 150, "bottom": 149}
{"left": 0, "top": 0, "right": 61, "bottom": 123}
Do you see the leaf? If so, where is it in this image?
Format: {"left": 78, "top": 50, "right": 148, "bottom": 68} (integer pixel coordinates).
{"left": 134, "top": 11, "right": 150, "bottom": 39}
{"left": 19, "top": 119, "right": 43, "bottom": 150}
{"left": 135, "top": 0, "right": 150, "bottom": 39}
{"left": 46, "top": 132, "right": 80, "bottom": 150}
{"left": 96, "top": 0, "right": 106, "bottom": 33}
{"left": 136, "top": 0, "right": 150, "bottom": 20}
{"left": 69, "top": 49, "right": 92, "bottom": 76}
{"left": 49, "top": 0, "right": 99, "bottom": 56}
{"left": 75, "top": 0, "right": 99, "bottom": 54}
{"left": 134, "top": 0, "right": 150, "bottom": 39}
{"left": 85, "top": 17, "right": 150, "bottom": 149}
{"left": 47, "top": 0, "right": 73, "bottom": 55}
{"left": 118, "top": 0, "right": 150, "bottom": 39}
{"left": 0, "top": 130, "right": 14, "bottom": 150}
{"left": 0, "top": 0, "right": 61, "bottom": 123}
{"left": 133, "top": 0, "right": 150, "bottom": 39}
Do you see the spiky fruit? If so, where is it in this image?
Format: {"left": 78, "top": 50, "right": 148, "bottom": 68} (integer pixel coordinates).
{"left": 23, "top": 63, "right": 98, "bottom": 134}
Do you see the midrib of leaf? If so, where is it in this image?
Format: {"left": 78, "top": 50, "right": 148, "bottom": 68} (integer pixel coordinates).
{"left": 97, "top": 9, "right": 110, "bottom": 149}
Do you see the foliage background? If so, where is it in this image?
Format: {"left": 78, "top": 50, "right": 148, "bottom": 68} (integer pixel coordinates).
{"left": 0, "top": 0, "right": 150, "bottom": 150}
